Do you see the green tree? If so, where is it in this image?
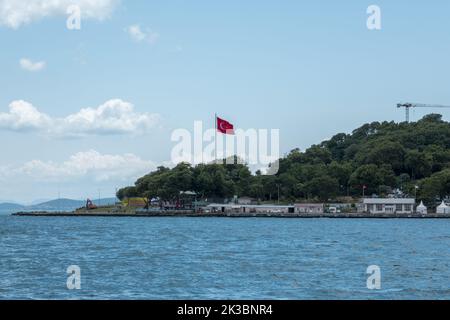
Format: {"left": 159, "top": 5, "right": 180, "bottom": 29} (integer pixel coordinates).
{"left": 305, "top": 175, "right": 339, "bottom": 201}
{"left": 419, "top": 169, "right": 450, "bottom": 204}
{"left": 349, "top": 164, "right": 395, "bottom": 195}
{"left": 405, "top": 150, "right": 431, "bottom": 179}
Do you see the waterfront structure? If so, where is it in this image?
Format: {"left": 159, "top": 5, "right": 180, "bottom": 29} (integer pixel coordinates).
{"left": 122, "top": 197, "right": 148, "bottom": 208}
{"left": 362, "top": 198, "right": 415, "bottom": 214}
{"left": 206, "top": 203, "right": 326, "bottom": 214}
{"left": 294, "top": 203, "right": 324, "bottom": 214}
{"left": 436, "top": 201, "right": 450, "bottom": 214}
{"left": 416, "top": 201, "right": 428, "bottom": 214}
{"left": 207, "top": 204, "right": 294, "bottom": 214}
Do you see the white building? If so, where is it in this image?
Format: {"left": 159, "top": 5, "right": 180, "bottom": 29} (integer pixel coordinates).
{"left": 363, "top": 198, "right": 415, "bottom": 214}
{"left": 436, "top": 201, "right": 450, "bottom": 214}
{"left": 294, "top": 203, "right": 324, "bottom": 214}
{"left": 207, "top": 204, "right": 295, "bottom": 214}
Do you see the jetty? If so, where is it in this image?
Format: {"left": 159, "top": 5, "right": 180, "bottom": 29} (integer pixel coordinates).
{"left": 11, "top": 197, "right": 450, "bottom": 219}
{"left": 11, "top": 210, "right": 450, "bottom": 219}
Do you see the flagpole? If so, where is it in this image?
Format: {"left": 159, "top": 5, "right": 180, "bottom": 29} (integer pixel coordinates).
{"left": 214, "top": 113, "right": 217, "bottom": 164}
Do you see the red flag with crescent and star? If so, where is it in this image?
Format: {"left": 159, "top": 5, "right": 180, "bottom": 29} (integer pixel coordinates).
{"left": 216, "top": 116, "right": 235, "bottom": 135}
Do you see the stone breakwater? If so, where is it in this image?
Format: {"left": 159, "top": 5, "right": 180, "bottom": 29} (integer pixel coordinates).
{"left": 11, "top": 211, "right": 450, "bottom": 218}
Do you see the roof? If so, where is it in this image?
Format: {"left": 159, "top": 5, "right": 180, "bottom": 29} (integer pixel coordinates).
{"left": 437, "top": 201, "right": 449, "bottom": 208}
{"left": 207, "top": 204, "right": 293, "bottom": 209}
{"left": 417, "top": 201, "right": 427, "bottom": 209}
{"left": 294, "top": 203, "right": 324, "bottom": 207}
{"left": 363, "top": 198, "right": 415, "bottom": 204}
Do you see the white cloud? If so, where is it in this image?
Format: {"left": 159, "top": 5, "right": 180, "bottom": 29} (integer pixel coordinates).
{"left": 0, "top": 150, "right": 155, "bottom": 184}
{"left": 126, "top": 24, "right": 159, "bottom": 44}
{"left": 0, "top": 0, "right": 119, "bottom": 29}
{"left": 0, "top": 150, "right": 157, "bottom": 202}
{"left": 0, "top": 100, "right": 52, "bottom": 131}
{"left": 20, "top": 58, "right": 46, "bottom": 72}
{"left": 18, "top": 150, "right": 155, "bottom": 182}
{"left": 0, "top": 99, "right": 161, "bottom": 137}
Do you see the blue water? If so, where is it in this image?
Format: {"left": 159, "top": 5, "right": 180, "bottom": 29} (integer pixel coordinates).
{"left": 0, "top": 214, "right": 449, "bottom": 300}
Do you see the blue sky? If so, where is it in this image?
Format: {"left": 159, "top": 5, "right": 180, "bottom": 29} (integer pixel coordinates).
{"left": 1, "top": 0, "right": 450, "bottom": 203}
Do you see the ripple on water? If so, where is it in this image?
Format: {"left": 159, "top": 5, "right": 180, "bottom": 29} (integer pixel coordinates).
{"left": 0, "top": 216, "right": 450, "bottom": 299}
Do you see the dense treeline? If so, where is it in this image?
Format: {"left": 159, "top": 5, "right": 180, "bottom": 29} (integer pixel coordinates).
{"left": 117, "top": 114, "right": 450, "bottom": 206}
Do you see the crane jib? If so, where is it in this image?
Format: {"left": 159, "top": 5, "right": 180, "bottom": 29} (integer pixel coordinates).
{"left": 397, "top": 102, "right": 450, "bottom": 122}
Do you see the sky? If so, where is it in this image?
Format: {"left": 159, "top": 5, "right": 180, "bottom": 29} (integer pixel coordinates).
{"left": 0, "top": 0, "right": 450, "bottom": 203}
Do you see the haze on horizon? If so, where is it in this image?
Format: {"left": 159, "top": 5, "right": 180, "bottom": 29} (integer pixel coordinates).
{"left": 0, "top": 0, "right": 449, "bottom": 203}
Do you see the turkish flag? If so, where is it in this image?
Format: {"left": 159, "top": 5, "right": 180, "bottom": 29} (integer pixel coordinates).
{"left": 217, "top": 117, "right": 235, "bottom": 135}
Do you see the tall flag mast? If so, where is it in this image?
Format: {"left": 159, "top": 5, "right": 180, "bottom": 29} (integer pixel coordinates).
{"left": 214, "top": 113, "right": 217, "bottom": 163}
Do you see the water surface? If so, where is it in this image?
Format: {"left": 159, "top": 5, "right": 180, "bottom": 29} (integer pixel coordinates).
{"left": 0, "top": 215, "right": 449, "bottom": 299}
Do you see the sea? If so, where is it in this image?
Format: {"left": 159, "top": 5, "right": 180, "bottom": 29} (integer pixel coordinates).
{"left": 0, "top": 212, "right": 449, "bottom": 300}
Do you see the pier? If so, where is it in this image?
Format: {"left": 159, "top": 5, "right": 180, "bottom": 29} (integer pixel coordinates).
{"left": 11, "top": 211, "right": 450, "bottom": 219}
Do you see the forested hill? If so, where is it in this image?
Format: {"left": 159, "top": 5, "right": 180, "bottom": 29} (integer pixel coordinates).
{"left": 117, "top": 114, "right": 450, "bottom": 205}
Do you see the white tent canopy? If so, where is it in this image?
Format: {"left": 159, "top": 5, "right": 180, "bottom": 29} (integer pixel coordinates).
{"left": 437, "top": 201, "right": 450, "bottom": 214}
{"left": 416, "top": 201, "right": 427, "bottom": 214}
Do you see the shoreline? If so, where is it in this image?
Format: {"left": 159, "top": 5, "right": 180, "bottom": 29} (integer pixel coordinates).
{"left": 11, "top": 211, "right": 450, "bottom": 219}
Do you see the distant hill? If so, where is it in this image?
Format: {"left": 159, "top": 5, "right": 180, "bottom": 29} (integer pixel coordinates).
{"left": 28, "top": 198, "right": 52, "bottom": 206}
{"left": 0, "top": 198, "right": 118, "bottom": 213}
{"left": 26, "top": 198, "right": 85, "bottom": 211}
{"left": 26, "top": 198, "right": 118, "bottom": 211}
{"left": 0, "top": 202, "right": 25, "bottom": 211}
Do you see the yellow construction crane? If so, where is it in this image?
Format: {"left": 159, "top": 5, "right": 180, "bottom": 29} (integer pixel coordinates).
{"left": 397, "top": 102, "right": 450, "bottom": 122}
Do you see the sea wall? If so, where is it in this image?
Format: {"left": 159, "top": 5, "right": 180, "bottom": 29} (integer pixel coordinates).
{"left": 12, "top": 211, "right": 450, "bottom": 218}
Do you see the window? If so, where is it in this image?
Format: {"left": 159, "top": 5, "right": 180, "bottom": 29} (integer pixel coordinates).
{"left": 376, "top": 204, "right": 383, "bottom": 211}
{"left": 404, "top": 204, "right": 412, "bottom": 212}
{"left": 396, "top": 204, "right": 402, "bottom": 212}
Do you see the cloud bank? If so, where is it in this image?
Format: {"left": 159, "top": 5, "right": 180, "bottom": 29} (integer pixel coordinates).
{"left": 0, "top": 150, "right": 157, "bottom": 201}
{"left": 0, "top": 99, "right": 161, "bottom": 137}
{"left": 18, "top": 150, "right": 155, "bottom": 182}
{"left": 0, "top": 150, "right": 155, "bottom": 184}
{"left": 0, "top": 0, "right": 119, "bottom": 29}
